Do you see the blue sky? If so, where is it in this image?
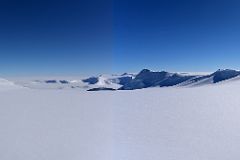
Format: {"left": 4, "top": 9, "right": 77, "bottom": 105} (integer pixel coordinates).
{"left": 0, "top": 0, "right": 240, "bottom": 75}
{"left": 0, "top": 0, "right": 113, "bottom": 75}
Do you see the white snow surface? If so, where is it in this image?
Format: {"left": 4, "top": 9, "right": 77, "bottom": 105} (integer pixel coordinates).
{"left": 0, "top": 78, "right": 22, "bottom": 91}
{"left": 1, "top": 77, "right": 240, "bottom": 159}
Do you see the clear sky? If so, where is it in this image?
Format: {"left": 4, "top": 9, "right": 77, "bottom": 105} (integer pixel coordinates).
{"left": 0, "top": 0, "right": 240, "bottom": 75}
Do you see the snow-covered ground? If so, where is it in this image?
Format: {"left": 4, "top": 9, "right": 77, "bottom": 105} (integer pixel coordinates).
{"left": 1, "top": 78, "right": 240, "bottom": 160}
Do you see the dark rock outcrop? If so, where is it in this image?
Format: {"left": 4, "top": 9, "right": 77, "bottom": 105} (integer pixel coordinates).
{"left": 45, "top": 80, "right": 57, "bottom": 83}
{"left": 87, "top": 87, "right": 116, "bottom": 91}
{"left": 82, "top": 77, "right": 99, "bottom": 84}
{"left": 59, "top": 80, "right": 69, "bottom": 84}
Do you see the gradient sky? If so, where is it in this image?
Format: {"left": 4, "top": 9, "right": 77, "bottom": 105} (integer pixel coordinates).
{"left": 0, "top": 0, "right": 240, "bottom": 75}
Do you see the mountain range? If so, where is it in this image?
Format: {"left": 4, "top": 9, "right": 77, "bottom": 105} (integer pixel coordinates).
{"left": 2, "top": 69, "right": 240, "bottom": 91}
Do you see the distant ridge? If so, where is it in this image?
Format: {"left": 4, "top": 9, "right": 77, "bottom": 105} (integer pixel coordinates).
{"left": 119, "top": 69, "right": 240, "bottom": 90}
{"left": 6, "top": 69, "right": 240, "bottom": 91}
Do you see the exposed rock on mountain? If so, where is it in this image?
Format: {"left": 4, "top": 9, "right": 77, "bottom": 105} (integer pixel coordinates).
{"left": 87, "top": 87, "right": 116, "bottom": 91}
{"left": 119, "top": 69, "right": 240, "bottom": 90}
{"left": 82, "top": 77, "right": 99, "bottom": 84}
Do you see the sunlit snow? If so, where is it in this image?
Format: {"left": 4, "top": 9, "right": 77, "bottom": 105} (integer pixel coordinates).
{"left": 1, "top": 75, "right": 240, "bottom": 160}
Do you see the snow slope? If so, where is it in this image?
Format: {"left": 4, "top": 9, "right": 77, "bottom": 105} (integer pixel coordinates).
{"left": 0, "top": 78, "right": 21, "bottom": 91}
{"left": 114, "top": 84, "right": 240, "bottom": 160}
{"left": 1, "top": 79, "right": 240, "bottom": 159}
{"left": 0, "top": 88, "right": 114, "bottom": 160}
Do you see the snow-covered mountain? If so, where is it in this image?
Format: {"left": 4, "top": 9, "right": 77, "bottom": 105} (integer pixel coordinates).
{"left": 119, "top": 69, "right": 194, "bottom": 90}
{"left": 178, "top": 69, "right": 240, "bottom": 87}
{"left": 120, "top": 69, "right": 240, "bottom": 90}
{"left": 3, "top": 69, "right": 240, "bottom": 91}
{"left": 9, "top": 73, "right": 134, "bottom": 91}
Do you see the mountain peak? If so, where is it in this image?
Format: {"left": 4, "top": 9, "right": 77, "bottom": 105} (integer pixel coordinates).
{"left": 139, "top": 69, "right": 151, "bottom": 74}
{"left": 211, "top": 69, "right": 240, "bottom": 83}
